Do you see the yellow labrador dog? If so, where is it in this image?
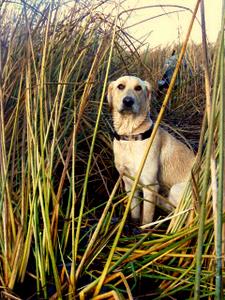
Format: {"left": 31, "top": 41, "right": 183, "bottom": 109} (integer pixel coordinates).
{"left": 108, "top": 75, "right": 195, "bottom": 225}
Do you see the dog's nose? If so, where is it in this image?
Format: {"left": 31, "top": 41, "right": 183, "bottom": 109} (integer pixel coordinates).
{"left": 123, "top": 96, "right": 134, "bottom": 107}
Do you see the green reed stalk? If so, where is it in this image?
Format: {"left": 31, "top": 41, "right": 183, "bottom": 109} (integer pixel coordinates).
{"left": 34, "top": 6, "right": 62, "bottom": 298}
{"left": 215, "top": 5, "right": 224, "bottom": 298}
{"left": 69, "top": 92, "right": 77, "bottom": 297}
{"left": 194, "top": 18, "right": 223, "bottom": 300}
{"left": 75, "top": 176, "right": 122, "bottom": 280}
{"left": 73, "top": 29, "right": 116, "bottom": 282}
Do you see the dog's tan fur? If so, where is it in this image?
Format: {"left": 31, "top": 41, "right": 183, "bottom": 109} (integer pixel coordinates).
{"left": 108, "top": 75, "right": 195, "bottom": 225}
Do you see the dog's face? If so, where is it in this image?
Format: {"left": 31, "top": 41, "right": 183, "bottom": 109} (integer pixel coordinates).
{"left": 107, "top": 76, "right": 151, "bottom": 115}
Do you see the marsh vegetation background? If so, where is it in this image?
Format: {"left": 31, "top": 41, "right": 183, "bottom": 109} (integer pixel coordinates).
{"left": 0, "top": 0, "right": 224, "bottom": 299}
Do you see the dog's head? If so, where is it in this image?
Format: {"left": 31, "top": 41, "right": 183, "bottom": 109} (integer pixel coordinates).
{"left": 107, "top": 76, "right": 151, "bottom": 115}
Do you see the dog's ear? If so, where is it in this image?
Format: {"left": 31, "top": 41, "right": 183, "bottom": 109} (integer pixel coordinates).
{"left": 107, "top": 81, "right": 114, "bottom": 110}
{"left": 144, "top": 81, "right": 151, "bottom": 100}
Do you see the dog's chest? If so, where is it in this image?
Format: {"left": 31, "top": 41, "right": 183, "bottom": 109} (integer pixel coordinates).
{"left": 113, "top": 139, "right": 156, "bottom": 178}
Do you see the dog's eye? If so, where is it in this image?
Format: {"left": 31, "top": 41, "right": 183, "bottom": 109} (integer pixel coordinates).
{"left": 117, "top": 84, "right": 125, "bottom": 90}
{"left": 134, "top": 85, "right": 142, "bottom": 91}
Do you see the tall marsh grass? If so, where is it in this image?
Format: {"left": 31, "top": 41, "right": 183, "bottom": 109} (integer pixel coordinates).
{"left": 0, "top": 1, "right": 224, "bottom": 299}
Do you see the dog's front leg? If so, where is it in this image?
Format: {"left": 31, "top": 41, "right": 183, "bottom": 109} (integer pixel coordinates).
{"left": 123, "top": 177, "right": 141, "bottom": 223}
{"left": 142, "top": 184, "right": 159, "bottom": 225}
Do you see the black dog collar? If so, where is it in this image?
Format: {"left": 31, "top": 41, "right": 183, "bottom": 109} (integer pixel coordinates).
{"left": 114, "top": 123, "right": 153, "bottom": 141}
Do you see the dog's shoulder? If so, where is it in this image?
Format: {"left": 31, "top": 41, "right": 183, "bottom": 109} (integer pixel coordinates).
{"left": 158, "top": 126, "right": 193, "bottom": 154}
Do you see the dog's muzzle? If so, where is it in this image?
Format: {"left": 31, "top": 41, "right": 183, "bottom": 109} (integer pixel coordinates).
{"left": 123, "top": 96, "right": 134, "bottom": 107}
{"left": 120, "top": 96, "right": 135, "bottom": 113}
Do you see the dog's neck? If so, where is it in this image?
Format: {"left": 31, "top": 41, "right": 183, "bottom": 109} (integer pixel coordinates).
{"left": 112, "top": 111, "right": 153, "bottom": 136}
